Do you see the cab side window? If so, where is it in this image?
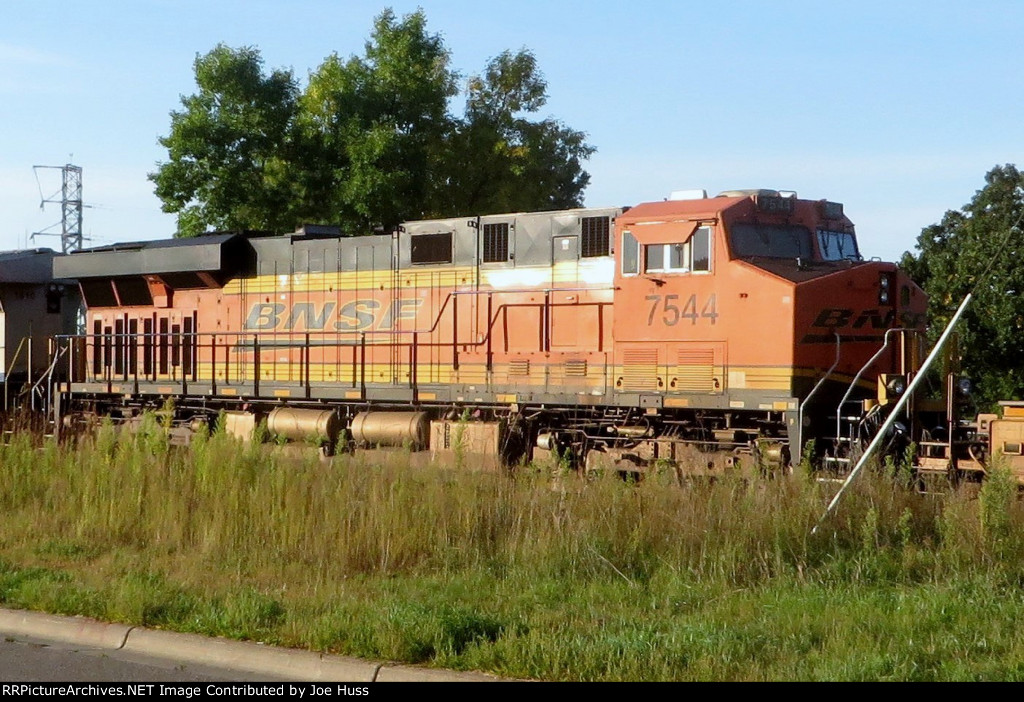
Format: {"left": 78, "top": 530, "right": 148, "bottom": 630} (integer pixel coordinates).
{"left": 621, "top": 231, "right": 640, "bottom": 275}
{"left": 643, "top": 226, "right": 712, "bottom": 274}
{"left": 692, "top": 227, "right": 711, "bottom": 271}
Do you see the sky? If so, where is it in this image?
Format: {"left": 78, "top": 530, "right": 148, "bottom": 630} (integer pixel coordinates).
{"left": 2, "top": 0, "right": 1023, "bottom": 262}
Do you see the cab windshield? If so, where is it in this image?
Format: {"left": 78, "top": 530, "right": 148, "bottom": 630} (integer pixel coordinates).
{"left": 729, "top": 224, "right": 814, "bottom": 259}
{"left": 816, "top": 229, "right": 861, "bottom": 261}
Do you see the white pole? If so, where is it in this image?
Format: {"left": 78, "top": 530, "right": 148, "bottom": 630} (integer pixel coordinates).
{"left": 812, "top": 293, "right": 973, "bottom": 534}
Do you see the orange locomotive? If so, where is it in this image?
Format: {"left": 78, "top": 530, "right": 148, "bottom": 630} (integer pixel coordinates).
{"left": 53, "top": 188, "right": 927, "bottom": 471}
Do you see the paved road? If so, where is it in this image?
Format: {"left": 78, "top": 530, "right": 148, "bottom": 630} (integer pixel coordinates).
{"left": 0, "top": 633, "right": 288, "bottom": 682}
{"left": 0, "top": 608, "right": 506, "bottom": 682}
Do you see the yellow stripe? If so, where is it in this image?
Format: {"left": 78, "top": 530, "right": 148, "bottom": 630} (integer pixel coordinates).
{"left": 219, "top": 263, "right": 612, "bottom": 296}
{"left": 222, "top": 268, "right": 476, "bottom": 295}
{"left": 110, "top": 362, "right": 836, "bottom": 397}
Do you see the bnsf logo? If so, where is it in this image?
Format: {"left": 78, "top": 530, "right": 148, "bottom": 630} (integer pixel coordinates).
{"left": 245, "top": 299, "right": 424, "bottom": 332}
{"left": 811, "top": 308, "right": 925, "bottom": 330}
{"left": 800, "top": 308, "right": 927, "bottom": 344}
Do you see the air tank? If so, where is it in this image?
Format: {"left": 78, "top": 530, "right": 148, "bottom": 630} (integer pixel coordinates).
{"left": 267, "top": 407, "right": 340, "bottom": 442}
{"left": 350, "top": 411, "right": 430, "bottom": 450}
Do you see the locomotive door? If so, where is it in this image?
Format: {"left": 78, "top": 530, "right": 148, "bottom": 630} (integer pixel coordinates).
{"left": 550, "top": 235, "right": 580, "bottom": 349}
{"left": 552, "top": 235, "right": 579, "bottom": 264}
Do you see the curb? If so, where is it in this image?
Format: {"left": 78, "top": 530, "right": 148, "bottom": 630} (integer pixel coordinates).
{"left": 0, "top": 609, "right": 132, "bottom": 650}
{"left": 0, "top": 608, "right": 504, "bottom": 682}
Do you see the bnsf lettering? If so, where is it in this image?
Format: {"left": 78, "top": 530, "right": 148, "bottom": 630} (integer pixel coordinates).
{"left": 378, "top": 299, "right": 423, "bottom": 330}
{"left": 801, "top": 308, "right": 927, "bottom": 344}
{"left": 286, "top": 301, "right": 336, "bottom": 330}
{"left": 246, "top": 303, "right": 286, "bottom": 330}
{"left": 852, "top": 309, "right": 895, "bottom": 329}
{"left": 812, "top": 308, "right": 854, "bottom": 328}
{"left": 244, "top": 299, "right": 424, "bottom": 332}
{"left": 812, "top": 308, "right": 915, "bottom": 330}
{"left": 335, "top": 300, "right": 380, "bottom": 332}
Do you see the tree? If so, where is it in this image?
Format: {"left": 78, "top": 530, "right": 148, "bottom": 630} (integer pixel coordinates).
{"left": 900, "top": 164, "right": 1024, "bottom": 407}
{"left": 150, "top": 10, "right": 594, "bottom": 236}
{"left": 437, "top": 50, "right": 593, "bottom": 215}
{"left": 297, "top": 9, "right": 457, "bottom": 231}
{"left": 150, "top": 44, "right": 302, "bottom": 237}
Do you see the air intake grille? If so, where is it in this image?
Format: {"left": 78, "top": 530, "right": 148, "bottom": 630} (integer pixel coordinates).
{"left": 622, "top": 348, "right": 659, "bottom": 390}
{"left": 509, "top": 359, "right": 531, "bottom": 376}
{"left": 483, "top": 223, "right": 509, "bottom": 263}
{"left": 676, "top": 348, "right": 715, "bottom": 392}
{"left": 565, "top": 359, "right": 588, "bottom": 377}
{"left": 581, "top": 216, "right": 610, "bottom": 258}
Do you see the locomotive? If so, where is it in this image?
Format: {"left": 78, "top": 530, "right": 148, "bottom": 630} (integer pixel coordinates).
{"left": 47, "top": 188, "right": 936, "bottom": 473}
{"left": 0, "top": 248, "right": 78, "bottom": 413}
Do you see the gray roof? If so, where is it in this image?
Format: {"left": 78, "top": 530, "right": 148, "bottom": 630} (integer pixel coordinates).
{"left": 0, "top": 249, "right": 58, "bottom": 284}
{"left": 53, "top": 234, "right": 248, "bottom": 279}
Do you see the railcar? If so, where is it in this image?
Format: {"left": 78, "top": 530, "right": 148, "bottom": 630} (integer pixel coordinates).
{"left": 50, "top": 189, "right": 931, "bottom": 472}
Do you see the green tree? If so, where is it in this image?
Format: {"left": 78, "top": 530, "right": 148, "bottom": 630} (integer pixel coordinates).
{"left": 150, "top": 9, "right": 594, "bottom": 237}
{"left": 900, "top": 164, "right": 1024, "bottom": 407}
{"left": 297, "top": 9, "right": 457, "bottom": 231}
{"left": 150, "top": 44, "right": 301, "bottom": 237}
{"left": 437, "top": 50, "right": 594, "bottom": 215}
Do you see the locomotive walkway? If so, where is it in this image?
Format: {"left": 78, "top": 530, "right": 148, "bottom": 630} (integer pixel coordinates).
{"left": 0, "top": 608, "right": 505, "bottom": 682}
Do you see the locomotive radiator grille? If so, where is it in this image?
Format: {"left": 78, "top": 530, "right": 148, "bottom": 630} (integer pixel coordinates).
{"left": 676, "top": 348, "right": 715, "bottom": 392}
{"left": 509, "top": 359, "right": 531, "bottom": 376}
{"left": 565, "top": 359, "right": 588, "bottom": 377}
{"left": 622, "top": 348, "right": 659, "bottom": 390}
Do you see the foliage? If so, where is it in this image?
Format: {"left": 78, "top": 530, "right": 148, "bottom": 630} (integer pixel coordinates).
{"left": 900, "top": 164, "right": 1024, "bottom": 407}
{"left": 438, "top": 50, "right": 594, "bottom": 216}
{"left": 150, "top": 9, "right": 593, "bottom": 236}
{"left": 150, "top": 45, "right": 302, "bottom": 238}
{"left": 9, "top": 427, "right": 1024, "bottom": 679}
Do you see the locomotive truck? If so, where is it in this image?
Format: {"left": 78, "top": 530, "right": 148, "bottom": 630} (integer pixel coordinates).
{"left": 49, "top": 188, "right": 938, "bottom": 474}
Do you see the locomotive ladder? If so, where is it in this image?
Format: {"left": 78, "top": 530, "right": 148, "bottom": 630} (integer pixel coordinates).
{"left": 822, "top": 328, "right": 917, "bottom": 476}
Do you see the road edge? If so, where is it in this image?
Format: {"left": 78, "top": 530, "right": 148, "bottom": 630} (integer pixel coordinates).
{"left": 0, "top": 608, "right": 506, "bottom": 682}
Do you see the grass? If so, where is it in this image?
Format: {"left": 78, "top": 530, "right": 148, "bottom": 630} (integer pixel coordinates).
{"left": 2, "top": 416, "right": 1024, "bottom": 679}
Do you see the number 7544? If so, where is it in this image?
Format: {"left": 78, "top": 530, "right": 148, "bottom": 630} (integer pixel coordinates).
{"left": 645, "top": 294, "right": 718, "bottom": 326}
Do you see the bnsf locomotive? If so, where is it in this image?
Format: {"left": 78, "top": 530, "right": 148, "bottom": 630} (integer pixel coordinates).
{"left": 49, "top": 189, "right": 932, "bottom": 473}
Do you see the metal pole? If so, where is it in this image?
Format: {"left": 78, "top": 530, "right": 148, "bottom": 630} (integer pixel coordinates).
{"left": 812, "top": 293, "right": 972, "bottom": 534}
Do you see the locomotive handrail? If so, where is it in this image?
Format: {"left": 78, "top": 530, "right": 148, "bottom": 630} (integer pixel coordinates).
{"left": 815, "top": 294, "right": 973, "bottom": 534}
{"left": 34, "top": 341, "right": 67, "bottom": 414}
{"left": 59, "top": 283, "right": 614, "bottom": 391}
{"left": 833, "top": 328, "right": 917, "bottom": 441}
{"left": 3, "top": 336, "right": 27, "bottom": 411}
{"left": 796, "top": 332, "right": 841, "bottom": 465}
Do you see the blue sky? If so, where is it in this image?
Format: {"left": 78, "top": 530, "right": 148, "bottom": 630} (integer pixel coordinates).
{"left": 2, "top": 1, "right": 1022, "bottom": 262}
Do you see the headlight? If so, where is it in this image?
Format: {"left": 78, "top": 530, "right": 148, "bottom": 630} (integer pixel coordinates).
{"left": 886, "top": 376, "right": 906, "bottom": 397}
{"left": 879, "top": 374, "right": 907, "bottom": 405}
{"left": 879, "top": 273, "right": 893, "bottom": 305}
{"left": 957, "top": 377, "right": 973, "bottom": 397}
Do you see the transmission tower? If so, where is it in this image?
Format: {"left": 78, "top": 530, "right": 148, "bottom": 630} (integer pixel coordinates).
{"left": 32, "top": 163, "right": 83, "bottom": 253}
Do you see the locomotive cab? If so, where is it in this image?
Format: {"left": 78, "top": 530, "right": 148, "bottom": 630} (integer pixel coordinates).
{"left": 607, "top": 189, "right": 926, "bottom": 473}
